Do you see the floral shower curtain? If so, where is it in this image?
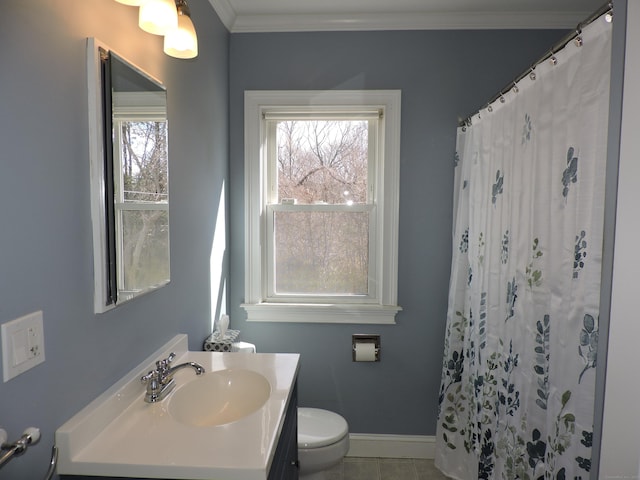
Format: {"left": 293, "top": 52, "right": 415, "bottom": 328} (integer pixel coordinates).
{"left": 435, "top": 13, "right": 612, "bottom": 480}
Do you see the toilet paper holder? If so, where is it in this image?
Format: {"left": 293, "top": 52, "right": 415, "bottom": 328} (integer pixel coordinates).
{"left": 352, "top": 334, "right": 380, "bottom": 362}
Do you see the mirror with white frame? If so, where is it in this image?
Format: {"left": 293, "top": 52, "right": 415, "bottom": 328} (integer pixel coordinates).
{"left": 87, "top": 38, "right": 170, "bottom": 313}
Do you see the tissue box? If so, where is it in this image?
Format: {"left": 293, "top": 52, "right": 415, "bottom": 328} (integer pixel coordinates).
{"left": 204, "top": 329, "right": 240, "bottom": 352}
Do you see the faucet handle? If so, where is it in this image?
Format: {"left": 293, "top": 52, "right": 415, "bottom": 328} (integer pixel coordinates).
{"left": 141, "top": 369, "right": 159, "bottom": 384}
{"left": 156, "top": 352, "right": 176, "bottom": 370}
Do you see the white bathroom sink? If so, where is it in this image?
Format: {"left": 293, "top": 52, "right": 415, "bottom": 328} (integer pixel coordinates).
{"left": 169, "top": 369, "right": 271, "bottom": 427}
{"left": 55, "top": 335, "right": 300, "bottom": 480}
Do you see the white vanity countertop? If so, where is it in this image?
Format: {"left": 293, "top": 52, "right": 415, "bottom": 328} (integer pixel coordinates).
{"left": 55, "top": 335, "right": 300, "bottom": 480}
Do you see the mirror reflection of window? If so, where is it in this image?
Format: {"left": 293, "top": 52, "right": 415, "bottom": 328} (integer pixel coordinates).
{"left": 112, "top": 108, "right": 169, "bottom": 301}
{"left": 109, "top": 53, "right": 170, "bottom": 305}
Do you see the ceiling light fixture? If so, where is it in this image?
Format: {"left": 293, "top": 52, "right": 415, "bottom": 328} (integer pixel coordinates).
{"left": 164, "top": 0, "right": 198, "bottom": 59}
{"left": 138, "top": 0, "right": 178, "bottom": 35}
{"left": 114, "top": 0, "right": 197, "bottom": 59}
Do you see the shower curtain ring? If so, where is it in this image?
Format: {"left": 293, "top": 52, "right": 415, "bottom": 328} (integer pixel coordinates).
{"left": 529, "top": 68, "right": 537, "bottom": 81}
{"left": 549, "top": 51, "right": 558, "bottom": 66}
{"left": 575, "top": 28, "right": 583, "bottom": 47}
{"left": 604, "top": 5, "right": 613, "bottom": 23}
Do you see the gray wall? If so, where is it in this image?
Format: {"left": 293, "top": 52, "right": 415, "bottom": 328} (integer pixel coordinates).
{"left": 0, "top": 1, "right": 228, "bottom": 478}
{"left": 228, "top": 29, "right": 566, "bottom": 435}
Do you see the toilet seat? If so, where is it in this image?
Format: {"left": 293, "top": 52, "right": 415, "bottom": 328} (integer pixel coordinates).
{"left": 298, "top": 407, "right": 349, "bottom": 448}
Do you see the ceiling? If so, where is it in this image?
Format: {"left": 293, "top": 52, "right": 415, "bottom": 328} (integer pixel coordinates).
{"left": 207, "top": 0, "right": 606, "bottom": 33}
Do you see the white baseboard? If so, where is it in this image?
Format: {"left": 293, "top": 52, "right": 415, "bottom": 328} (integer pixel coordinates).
{"left": 346, "top": 434, "right": 436, "bottom": 459}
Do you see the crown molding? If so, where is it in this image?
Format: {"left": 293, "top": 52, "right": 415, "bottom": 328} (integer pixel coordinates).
{"left": 208, "top": 0, "right": 236, "bottom": 31}
{"left": 207, "top": 1, "right": 593, "bottom": 33}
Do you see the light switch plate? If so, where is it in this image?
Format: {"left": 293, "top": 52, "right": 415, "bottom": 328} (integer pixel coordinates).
{"left": 1, "top": 311, "right": 46, "bottom": 382}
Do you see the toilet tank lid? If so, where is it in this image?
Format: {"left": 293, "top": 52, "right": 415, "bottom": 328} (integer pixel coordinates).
{"left": 297, "top": 407, "right": 349, "bottom": 448}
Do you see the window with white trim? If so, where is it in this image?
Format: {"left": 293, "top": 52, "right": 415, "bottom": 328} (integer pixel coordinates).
{"left": 243, "top": 90, "right": 402, "bottom": 324}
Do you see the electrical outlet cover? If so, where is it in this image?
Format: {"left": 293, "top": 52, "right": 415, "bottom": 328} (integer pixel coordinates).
{"left": 1, "top": 311, "right": 45, "bottom": 382}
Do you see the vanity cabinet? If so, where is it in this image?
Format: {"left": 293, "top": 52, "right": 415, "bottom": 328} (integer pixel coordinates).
{"left": 268, "top": 382, "right": 299, "bottom": 480}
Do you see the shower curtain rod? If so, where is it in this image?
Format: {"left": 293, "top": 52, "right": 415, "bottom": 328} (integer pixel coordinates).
{"left": 459, "top": 0, "right": 613, "bottom": 127}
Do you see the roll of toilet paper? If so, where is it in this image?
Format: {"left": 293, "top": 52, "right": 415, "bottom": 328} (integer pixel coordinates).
{"left": 354, "top": 342, "right": 377, "bottom": 361}
{"left": 218, "top": 314, "right": 229, "bottom": 338}
{"left": 233, "top": 342, "right": 257, "bottom": 353}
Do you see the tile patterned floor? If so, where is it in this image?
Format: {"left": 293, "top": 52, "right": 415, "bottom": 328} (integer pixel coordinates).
{"left": 322, "top": 457, "right": 451, "bottom": 480}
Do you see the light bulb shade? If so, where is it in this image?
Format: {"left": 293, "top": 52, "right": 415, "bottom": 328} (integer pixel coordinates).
{"left": 139, "top": 0, "right": 178, "bottom": 35}
{"left": 114, "top": 0, "right": 145, "bottom": 6}
{"left": 164, "top": 12, "right": 198, "bottom": 58}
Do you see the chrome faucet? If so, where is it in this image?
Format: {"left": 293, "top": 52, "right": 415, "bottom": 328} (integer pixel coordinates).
{"left": 140, "top": 352, "right": 205, "bottom": 403}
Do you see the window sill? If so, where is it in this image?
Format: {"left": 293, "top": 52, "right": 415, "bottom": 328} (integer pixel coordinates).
{"left": 240, "top": 303, "right": 402, "bottom": 324}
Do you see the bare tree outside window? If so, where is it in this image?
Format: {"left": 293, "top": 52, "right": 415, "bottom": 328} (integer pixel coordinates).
{"left": 273, "top": 120, "right": 370, "bottom": 295}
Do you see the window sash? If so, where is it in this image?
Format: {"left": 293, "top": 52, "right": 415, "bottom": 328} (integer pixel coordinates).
{"left": 265, "top": 204, "right": 377, "bottom": 303}
{"left": 265, "top": 116, "right": 379, "bottom": 205}
{"left": 263, "top": 114, "right": 379, "bottom": 304}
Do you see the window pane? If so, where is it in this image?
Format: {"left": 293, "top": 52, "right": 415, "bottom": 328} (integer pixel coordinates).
{"left": 276, "top": 120, "right": 368, "bottom": 205}
{"left": 274, "top": 210, "right": 369, "bottom": 295}
{"left": 119, "top": 210, "right": 169, "bottom": 296}
{"left": 119, "top": 121, "right": 168, "bottom": 202}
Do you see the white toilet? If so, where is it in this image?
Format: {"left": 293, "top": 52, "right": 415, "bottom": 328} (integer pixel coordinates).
{"left": 297, "top": 407, "right": 350, "bottom": 480}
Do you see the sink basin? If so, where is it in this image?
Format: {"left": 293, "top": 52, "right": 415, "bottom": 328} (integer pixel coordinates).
{"left": 169, "top": 368, "right": 271, "bottom": 427}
